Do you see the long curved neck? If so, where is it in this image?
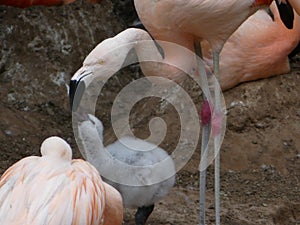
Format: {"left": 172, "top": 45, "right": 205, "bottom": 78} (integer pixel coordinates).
{"left": 77, "top": 121, "right": 110, "bottom": 171}
{"left": 75, "top": 121, "right": 129, "bottom": 186}
{"left": 115, "top": 28, "right": 164, "bottom": 64}
{"left": 135, "top": 30, "right": 197, "bottom": 81}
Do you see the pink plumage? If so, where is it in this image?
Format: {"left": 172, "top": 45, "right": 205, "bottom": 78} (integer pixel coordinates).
{"left": 0, "top": 136, "right": 123, "bottom": 225}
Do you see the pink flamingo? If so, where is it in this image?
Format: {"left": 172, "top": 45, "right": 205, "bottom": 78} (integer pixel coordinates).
{"left": 0, "top": 136, "right": 123, "bottom": 225}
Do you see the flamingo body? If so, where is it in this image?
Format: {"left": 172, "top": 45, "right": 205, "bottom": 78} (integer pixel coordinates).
{"left": 0, "top": 136, "right": 123, "bottom": 225}
{"left": 203, "top": 3, "right": 300, "bottom": 90}
{"left": 134, "top": 0, "right": 273, "bottom": 53}
{"left": 104, "top": 136, "right": 175, "bottom": 209}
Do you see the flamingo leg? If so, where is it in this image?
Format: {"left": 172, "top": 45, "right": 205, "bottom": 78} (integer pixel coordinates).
{"left": 200, "top": 111, "right": 210, "bottom": 225}
{"left": 135, "top": 205, "right": 155, "bottom": 225}
{"left": 195, "top": 44, "right": 222, "bottom": 225}
{"left": 213, "top": 51, "right": 221, "bottom": 225}
{"left": 194, "top": 41, "right": 209, "bottom": 225}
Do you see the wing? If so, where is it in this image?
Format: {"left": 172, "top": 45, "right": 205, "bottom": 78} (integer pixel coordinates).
{"left": 70, "top": 159, "right": 106, "bottom": 225}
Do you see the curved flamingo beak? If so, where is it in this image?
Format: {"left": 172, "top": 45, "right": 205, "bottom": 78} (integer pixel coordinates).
{"left": 69, "top": 69, "right": 93, "bottom": 111}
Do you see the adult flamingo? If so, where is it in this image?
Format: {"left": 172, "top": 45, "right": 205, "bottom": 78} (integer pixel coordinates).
{"left": 69, "top": 27, "right": 198, "bottom": 225}
{"left": 0, "top": 0, "right": 99, "bottom": 8}
{"left": 133, "top": 0, "right": 293, "bottom": 224}
{"left": 0, "top": 136, "right": 123, "bottom": 225}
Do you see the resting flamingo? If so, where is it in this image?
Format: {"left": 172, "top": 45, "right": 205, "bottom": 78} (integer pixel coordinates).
{"left": 203, "top": 2, "right": 300, "bottom": 90}
{"left": 0, "top": 136, "right": 123, "bottom": 225}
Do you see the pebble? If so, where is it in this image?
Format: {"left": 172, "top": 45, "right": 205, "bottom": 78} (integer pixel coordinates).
{"left": 7, "top": 93, "right": 16, "bottom": 102}
{"left": 261, "top": 164, "right": 268, "bottom": 170}
{"left": 229, "top": 101, "right": 245, "bottom": 108}
{"left": 23, "top": 106, "right": 30, "bottom": 111}
{"left": 4, "top": 130, "right": 12, "bottom": 136}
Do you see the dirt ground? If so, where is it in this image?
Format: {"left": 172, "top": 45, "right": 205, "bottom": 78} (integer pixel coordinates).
{"left": 0, "top": 1, "right": 299, "bottom": 224}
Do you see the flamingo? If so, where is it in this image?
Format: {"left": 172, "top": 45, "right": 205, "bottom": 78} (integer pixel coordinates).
{"left": 76, "top": 114, "right": 175, "bottom": 225}
{"left": 68, "top": 27, "right": 197, "bottom": 111}
{"left": 0, "top": 136, "right": 123, "bottom": 225}
{"left": 69, "top": 27, "right": 193, "bottom": 225}
{"left": 133, "top": 0, "right": 292, "bottom": 224}
{"left": 0, "top": 0, "right": 99, "bottom": 8}
{"left": 202, "top": 2, "right": 300, "bottom": 90}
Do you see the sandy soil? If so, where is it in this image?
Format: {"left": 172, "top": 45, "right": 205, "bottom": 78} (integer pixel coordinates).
{"left": 0, "top": 1, "right": 299, "bottom": 224}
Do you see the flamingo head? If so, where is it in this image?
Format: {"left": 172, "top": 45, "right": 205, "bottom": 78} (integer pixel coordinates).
{"left": 40, "top": 136, "right": 72, "bottom": 161}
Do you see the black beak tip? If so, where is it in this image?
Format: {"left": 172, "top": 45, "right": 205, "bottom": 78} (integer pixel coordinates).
{"left": 69, "top": 79, "right": 77, "bottom": 111}
{"left": 69, "top": 79, "right": 86, "bottom": 112}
